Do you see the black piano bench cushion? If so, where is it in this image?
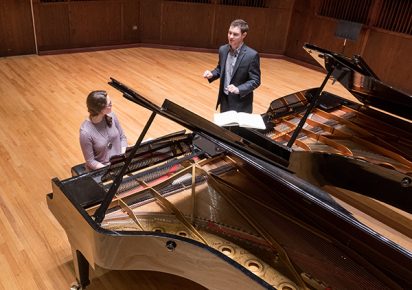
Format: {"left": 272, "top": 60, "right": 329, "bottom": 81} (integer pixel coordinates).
{"left": 71, "top": 163, "right": 87, "bottom": 176}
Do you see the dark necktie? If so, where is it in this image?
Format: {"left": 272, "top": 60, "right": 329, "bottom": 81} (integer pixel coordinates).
{"left": 229, "top": 47, "right": 238, "bottom": 57}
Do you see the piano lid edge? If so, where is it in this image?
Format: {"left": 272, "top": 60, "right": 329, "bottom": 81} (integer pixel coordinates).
{"left": 303, "top": 43, "right": 412, "bottom": 121}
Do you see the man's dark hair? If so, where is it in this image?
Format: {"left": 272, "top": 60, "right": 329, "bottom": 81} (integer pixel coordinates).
{"left": 230, "top": 19, "right": 249, "bottom": 34}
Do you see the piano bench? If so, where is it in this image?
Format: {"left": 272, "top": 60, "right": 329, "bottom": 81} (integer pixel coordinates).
{"left": 71, "top": 163, "right": 87, "bottom": 177}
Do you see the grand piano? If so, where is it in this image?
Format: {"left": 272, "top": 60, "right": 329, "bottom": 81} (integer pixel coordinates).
{"left": 232, "top": 43, "right": 411, "bottom": 214}
{"left": 47, "top": 44, "right": 412, "bottom": 290}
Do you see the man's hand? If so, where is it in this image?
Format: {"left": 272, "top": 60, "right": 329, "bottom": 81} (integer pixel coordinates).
{"left": 226, "top": 84, "right": 239, "bottom": 94}
{"left": 203, "top": 70, "right": 213, "bottom": 79}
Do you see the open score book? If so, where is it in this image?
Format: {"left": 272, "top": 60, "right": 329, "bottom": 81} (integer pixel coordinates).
{"left": 213, "top": 110, "right": 266, "bottom": 130}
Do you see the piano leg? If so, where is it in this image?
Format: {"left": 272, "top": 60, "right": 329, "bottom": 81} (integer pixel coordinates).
{"left": 72, "top": 249, "right": 90, "bottom": 289}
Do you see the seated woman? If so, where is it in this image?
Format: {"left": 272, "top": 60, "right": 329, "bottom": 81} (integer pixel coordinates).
{"left": 80, "top": 90, "right": 127, "bottom": 171}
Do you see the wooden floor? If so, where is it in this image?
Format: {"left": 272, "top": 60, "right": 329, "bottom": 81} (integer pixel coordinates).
{"left": 0, "top": 47, "right": 355, "bottom": 289}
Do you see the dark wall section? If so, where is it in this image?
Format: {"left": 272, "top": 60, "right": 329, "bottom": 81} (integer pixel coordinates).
{"left": 0, "top": 0, "right": 36, "bottom": 56}
{"left": 32, "top": 0, "right": 140, "bottom": 51}
{"left": 1, "top": 0, "right": 411, "bottom": 94}
{"left": 15, "top": 0, "right": 292, "bottom": 54}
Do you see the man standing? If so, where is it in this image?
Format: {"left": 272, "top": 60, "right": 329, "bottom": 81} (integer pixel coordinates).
{"left": 203, "top": 19, "right": 261, "bottom": 113}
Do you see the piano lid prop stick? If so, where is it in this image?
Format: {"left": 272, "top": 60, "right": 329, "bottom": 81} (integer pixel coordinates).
{"left": 94, "top": 111, "right": 157, "bottom": 224}
{"left": 191, "top": 164, "right": 196, "bottom": 225}
{"left": 287, "top": 66, "right": 335, "bottom": 148}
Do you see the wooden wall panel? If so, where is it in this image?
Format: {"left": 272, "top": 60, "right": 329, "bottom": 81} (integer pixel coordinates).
{"left": 286, "top": 2, "right": 368, "bottom": 64}
{"left": 362, "top": 30, "right": 412, "bottom": 94}
{"left": 262, "top": 0, "right": 294, "bottom": 53}
{"left": 161, "top": 2, "right": 214, "bottom": 47}
{"left": 30, "top": 1, "right": 293, "bottom": 53}
{"left": 122, "top": 0, "right": 140, "bottom": 43}
{"left": 69, "top": 1, "right": 123, "bottom": 47}
{"left": 139, "top": 0, "right": 161, "bottom": 43}
{"left": 262, "top": 8, "right": 293, "bottom": 53}
{"left": 213, "top": 6, "right": 239, "bottom": 47}
{"left": 33, "top": 3, "right": 70, "bottom": 51}
{"left": 33, "top": 0, "right": 139, "bottom": 51}
{"left": 0, "top": 0, "right": 35, "bottom": 56}
{"left": 284, "top": 0, "right": 314, "bottom": 60}
{"left": 307, "top": 17, "right": 365, "bottom": 57}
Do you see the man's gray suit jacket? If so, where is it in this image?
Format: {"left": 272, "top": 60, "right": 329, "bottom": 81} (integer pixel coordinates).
{"left": 209, "top": 44, "right": 261, "bottom": 113}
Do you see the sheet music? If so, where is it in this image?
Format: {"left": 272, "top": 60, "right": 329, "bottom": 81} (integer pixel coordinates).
{"left": 213, "top": 111, "right": 266, "bottom": 129}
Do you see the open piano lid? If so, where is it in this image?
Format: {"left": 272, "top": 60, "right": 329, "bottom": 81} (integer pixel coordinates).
{"left": 303, "top": 43, "right": 412, "bottom": 120}
{"left": 109, "top": 77, "right": 290, "bottom": 167}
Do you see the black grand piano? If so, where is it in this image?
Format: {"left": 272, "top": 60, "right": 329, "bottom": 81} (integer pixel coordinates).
{"left": 232, "top": 43, "right": 412, "bottom": 214}
{"left": 47, "top": 44, "right": 412, "bottom": 290}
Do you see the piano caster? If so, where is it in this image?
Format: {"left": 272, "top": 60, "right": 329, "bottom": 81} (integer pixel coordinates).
{"left": 70, "top": 282, "right": 82, "bottom": 290}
